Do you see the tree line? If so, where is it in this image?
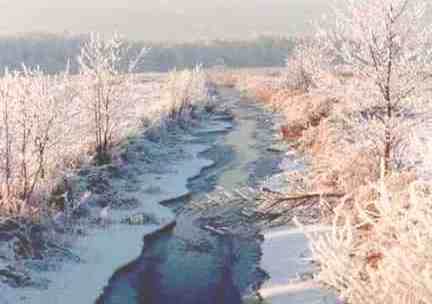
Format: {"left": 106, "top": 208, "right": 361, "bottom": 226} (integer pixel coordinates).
{"left": 0, "top": 33, "right": 296, "bottom": 74}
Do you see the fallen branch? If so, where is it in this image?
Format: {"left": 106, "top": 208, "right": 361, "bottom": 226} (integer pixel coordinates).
{"left": 203, "top": 225, "right": 228, "bottom": 236}
{"left": 276, "top": 192, "right": 345, "bottom": 201}
{"left": 260, "top": 191, "right": 345, "bottom": 214}
{"left": 262, "top": 188, "right": 345, "bottom": 200}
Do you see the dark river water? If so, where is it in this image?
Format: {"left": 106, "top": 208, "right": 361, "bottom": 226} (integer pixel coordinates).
{"left": 96, "top": 88, "right": 282, "bottom": 304}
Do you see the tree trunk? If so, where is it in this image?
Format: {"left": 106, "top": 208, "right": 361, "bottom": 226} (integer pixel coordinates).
{"left": 384, "top": 128, "right": 391, "bottom": 174}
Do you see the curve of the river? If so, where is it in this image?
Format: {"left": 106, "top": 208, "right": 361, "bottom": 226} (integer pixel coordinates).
{"left": 97, "top": 87, "right": 283, "bottom": 304}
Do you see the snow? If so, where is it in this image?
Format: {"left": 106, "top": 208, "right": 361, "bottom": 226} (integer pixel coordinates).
{"left": 257, "top": 147, "right": 338, "bottom": 304}
{"left": 192, "top": 120, "right": 233, "bottom": 135}
{"left": 1, "top": 122, "right": 229, "bottom": 304}
{"left": 259, "top": 226, "right": 338, "bottom": 304}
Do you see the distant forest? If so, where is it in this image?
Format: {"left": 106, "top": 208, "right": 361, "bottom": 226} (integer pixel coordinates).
{"left": 0, "top": 33, "right": 296, "bottom": 73}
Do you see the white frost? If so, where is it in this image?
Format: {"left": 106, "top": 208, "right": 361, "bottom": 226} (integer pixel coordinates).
{"left": 1, "top": 132, "right": 221, "bottom": 304}
{"left": 259, "top": 226, "right": 337, "bottom": 304}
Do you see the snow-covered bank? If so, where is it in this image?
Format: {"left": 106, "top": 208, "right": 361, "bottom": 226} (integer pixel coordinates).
{"left": 259, "top": 226, "right": 337, "bottom": 304}
{"left": 2, "top": 117, "right": 232, "bottom": 304}
{"left": 258, "top": 151, "right": 338, "bottom": 304}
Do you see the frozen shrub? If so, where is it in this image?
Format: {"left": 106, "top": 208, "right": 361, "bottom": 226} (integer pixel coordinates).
{"left": 284, "top": 38, "right": 332, "bottom": 93}
{"left": 157, "top": 65, "right": 210, "bottom": 124}
{"left": 0, "top": 68, "right": 82, "bottom": 215}
{"left": 309, "top": 173, "right": 432, "bottom": 304}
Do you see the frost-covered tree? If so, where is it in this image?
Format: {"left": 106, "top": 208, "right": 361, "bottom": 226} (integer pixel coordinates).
{"left": 77, "top": 33, "right": 147, "bottom": 162}
{"left": 284, "top": 38, "right": 335, "bottom": 93}
{"left": 0, "top": 68, "right": 78, "bottom": 215}
{"left": 0, "top": 32, "right": 213, "bottom": 216}
{"left": 320, "top": 0, "right": 432, "bottom": 173}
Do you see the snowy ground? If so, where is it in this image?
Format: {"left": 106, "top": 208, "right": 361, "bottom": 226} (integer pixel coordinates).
{"left": 258, "top": 151, "right": 338, "bottom": 304}
{"left": 1, "top": 117, "right": 232, "bottom": 304}
{"left": 259, "top": 226, "right": 337, "bottom": 304}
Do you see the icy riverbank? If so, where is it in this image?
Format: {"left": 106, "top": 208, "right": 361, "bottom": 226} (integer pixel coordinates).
{"left": 2, "top": 115, "right": 233, "bottom": 304}
{"left": 259, "top": 226, "right": 337, "bottom": 304}
{"left": 258, "top": 152, "right": 338, "bottom": 304}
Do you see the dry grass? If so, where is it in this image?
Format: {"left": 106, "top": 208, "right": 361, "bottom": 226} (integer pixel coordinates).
{"left": 207, "top": 68, "right": 238, "bottom": 88}
{"left": 309, "top": 174, "right": 431, "bottom": 304}
{"left": 231, "top": 68, "right": 389, "bottom": 195}
{"left": 234, "top": 66, "right": 431, "bottom": 303}
{"left": 218, "top": 1, "right": 432, "bottom": 302}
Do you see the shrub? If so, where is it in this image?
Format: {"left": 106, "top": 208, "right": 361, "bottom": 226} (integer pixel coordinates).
{"left": 309, "top": 174, "right": 431, "bottom": 304}
{"left": 157, "top": 65, "right": 210, "bottom": 124}
{"left": 0, "top": 68, "right": 83, "bottom": 216}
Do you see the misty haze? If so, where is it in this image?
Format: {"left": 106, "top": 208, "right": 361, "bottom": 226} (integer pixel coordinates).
{"left": 1, "top": 0, "right": 327, "bottom": 41}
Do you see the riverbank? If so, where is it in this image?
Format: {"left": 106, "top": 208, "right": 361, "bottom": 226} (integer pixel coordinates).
{"left": 227, "top": 80, "right": 339, "bottom": 303}
{"left": 96, "top": 86, "right": 281, "bottom": 304}
{"left": 1, "top": 101, "right": 233, "bottom": 304}
{"left": 259, "top": 226, "right": 337, "bottom": 304}
{"left": 1, "top": 83, "right": 334, "bottom": 304}
{"left": 252, "top": 109, "right": 338, "bottom": 304}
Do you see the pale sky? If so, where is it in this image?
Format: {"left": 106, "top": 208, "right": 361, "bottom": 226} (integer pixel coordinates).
{"left": 0, "top": 0, "right": 328, "bottom": 41}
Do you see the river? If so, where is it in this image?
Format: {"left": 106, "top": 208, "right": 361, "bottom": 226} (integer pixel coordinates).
{"left": 96, "top": 87, "right": 283, "bottom": 304}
